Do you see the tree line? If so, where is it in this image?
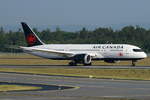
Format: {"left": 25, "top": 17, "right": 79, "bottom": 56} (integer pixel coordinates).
{"left": 0, "top": 26, "right": 150, "bottom": 53}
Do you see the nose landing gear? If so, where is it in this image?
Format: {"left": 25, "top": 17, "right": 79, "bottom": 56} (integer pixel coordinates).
{"left": 132, "top": 60, "right": 136, "bottom": 66}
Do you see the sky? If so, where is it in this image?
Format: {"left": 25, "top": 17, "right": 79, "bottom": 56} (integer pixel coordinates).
{"left": 0, "top": 0, "right": 150, "bottom": 28}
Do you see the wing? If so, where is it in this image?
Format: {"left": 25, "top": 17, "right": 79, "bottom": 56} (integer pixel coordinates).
{"left": 20, "top": 46, "right": 75, "bottom": 57}
{"left": 20, "top": 46, "right": 101, "bottom": 58}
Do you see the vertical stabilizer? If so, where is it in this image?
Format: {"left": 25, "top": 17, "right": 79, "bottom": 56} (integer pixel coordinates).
{"left": 21, "top": 22, "right": 44, "bottom": 47}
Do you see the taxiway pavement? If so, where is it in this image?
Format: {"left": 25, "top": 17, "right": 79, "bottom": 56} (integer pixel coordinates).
{"left": 0, "top": 67, "right": 150, "bottom": 100}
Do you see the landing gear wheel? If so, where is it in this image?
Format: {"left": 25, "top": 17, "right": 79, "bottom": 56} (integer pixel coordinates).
{"left": 69, "top": 61, "right": 77, "bottom": 66}
{"left": 132, "top": 60, "right": 136, "bottom": 66}
{"left": 84, "top": 63, "right": 92, "bottom": 66}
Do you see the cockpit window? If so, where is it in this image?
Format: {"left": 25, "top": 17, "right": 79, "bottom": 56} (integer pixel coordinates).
{"left": 133, "top": 49, "right": 143, "bottom": 52}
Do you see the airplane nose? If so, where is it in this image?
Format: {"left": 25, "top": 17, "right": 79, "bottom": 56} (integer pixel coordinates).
{"left": 143, "top": 52, "right": 147, "bottom": 58}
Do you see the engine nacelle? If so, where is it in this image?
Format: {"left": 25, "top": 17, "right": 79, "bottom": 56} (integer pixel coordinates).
{"left": 73, "top": 54, "right": 92, "bottom": 65}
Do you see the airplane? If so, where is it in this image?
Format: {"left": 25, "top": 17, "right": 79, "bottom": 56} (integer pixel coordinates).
{"left": 20, "top": 22, "right": 147, "bottom": 66}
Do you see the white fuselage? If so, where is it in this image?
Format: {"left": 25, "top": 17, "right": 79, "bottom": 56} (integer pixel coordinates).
{"left": 22, "top": 44, "right": 147, "bottom": 60}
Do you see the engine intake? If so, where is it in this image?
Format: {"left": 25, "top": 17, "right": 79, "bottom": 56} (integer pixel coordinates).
{"left": 73, "top": 54, "right": 92, "bottom": 65}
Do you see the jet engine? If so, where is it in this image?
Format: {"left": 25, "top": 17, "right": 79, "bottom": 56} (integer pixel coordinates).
{"left": 73, "top": 54, "right": 92, "bottom": 65}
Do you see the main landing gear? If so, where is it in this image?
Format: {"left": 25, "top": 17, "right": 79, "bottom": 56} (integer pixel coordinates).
{"left": 69, "top": 60, "right": 92, "bottom": 66}
{"left": 69, "top": 61, "right": 77, "bottom": 66}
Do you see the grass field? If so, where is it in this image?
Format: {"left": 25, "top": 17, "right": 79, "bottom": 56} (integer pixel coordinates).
{"left": 0, "top": 85, "right": 41, "bottom": 92}
{"left": 0, "top": 53, "right": 150, "bottom": 66}
{"left": 0, "top": 68, "right": 150, "bottom": 80}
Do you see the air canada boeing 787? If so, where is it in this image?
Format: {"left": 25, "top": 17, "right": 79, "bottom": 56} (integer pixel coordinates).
{"left": 20, "top": 22, "right": 147, "bottom": 66}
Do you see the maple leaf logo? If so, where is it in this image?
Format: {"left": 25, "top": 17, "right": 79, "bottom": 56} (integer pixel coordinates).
{"left": 118, "top": 52, "right": 123, "bottom": 56}
{"left": 26, "top": 34, "right": 37, "bottom": 45}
